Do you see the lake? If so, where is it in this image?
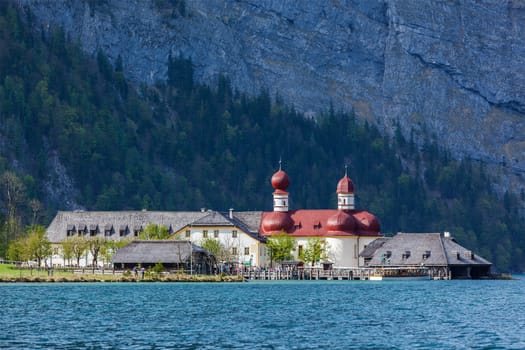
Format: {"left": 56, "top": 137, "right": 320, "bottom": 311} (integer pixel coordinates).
{"left": 1, "top": 278, "right": 524, "bottom": 349}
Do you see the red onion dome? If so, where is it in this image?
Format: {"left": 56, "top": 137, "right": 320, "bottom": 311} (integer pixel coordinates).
{"left": 353, "top": 211, "right": 381, "bottom": 232}
{"left": 261, "top": 211, "right": 294, "bottom": 233}
{"left": 336, "top": 175, "right": 354, "bottom": 194}
{"left": 271, "top": 169, "right": 290, "bottom": 191}
{"left": 327, "top": 210, "right": 357, "bottom": 232}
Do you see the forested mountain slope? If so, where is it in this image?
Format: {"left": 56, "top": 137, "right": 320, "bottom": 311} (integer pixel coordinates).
{"left": 0, "top": 3, "right": 523, "bottom": 271}
{"left": 18, "top": 0, "right": 525, "bottom": 199}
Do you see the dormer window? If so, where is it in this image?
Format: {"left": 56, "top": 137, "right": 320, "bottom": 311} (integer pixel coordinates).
{"left": 78, "top": 224, "right": 87, "bottom": 236}
{"left": 104, "top": 224, "right": 113, "bottom": 236}
{"left": 66, "top": 224, "right": 76, "bottom": 237}
{"left": 119, "top": 225, "right": 128, "bottom": 237}
{"left": 89, "top": 224, "right": 98, "bottom": 236}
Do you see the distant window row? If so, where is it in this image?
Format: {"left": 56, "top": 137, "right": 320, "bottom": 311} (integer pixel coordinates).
{"left": 185, "top": 229, "right": 238, "bottom": 238}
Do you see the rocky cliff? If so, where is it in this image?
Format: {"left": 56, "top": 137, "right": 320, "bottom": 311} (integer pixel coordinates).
{"left": 18, "top": 0, "right": 525, "bottom": 194}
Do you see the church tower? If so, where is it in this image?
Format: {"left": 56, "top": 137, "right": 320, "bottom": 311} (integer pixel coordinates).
{"left": 271, "top": 162, "right": 290, "bottom": 212}
{"left": 336, "top": 166, "right": 355, "bottom": 210}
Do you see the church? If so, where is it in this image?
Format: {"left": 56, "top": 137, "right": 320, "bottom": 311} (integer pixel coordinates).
{"left": 45, "top": 166, "right": 383, "bottom": 269}
{"left": 259, "top": 166, "right": 382, "bottom": 267}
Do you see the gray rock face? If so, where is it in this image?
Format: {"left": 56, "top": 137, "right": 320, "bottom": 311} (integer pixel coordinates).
{"left": 19, "top": 0, "right": 525, "bottom": 194}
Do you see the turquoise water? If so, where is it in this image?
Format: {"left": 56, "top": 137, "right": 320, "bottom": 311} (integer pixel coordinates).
{"left": 1, "top": 278, "right": 524, "bottom": 349}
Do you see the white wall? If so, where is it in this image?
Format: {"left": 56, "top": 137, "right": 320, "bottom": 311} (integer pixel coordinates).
{"left": 293, "top": 236, "right": 378, "bottom": 268}
{"left": 181, "top": 227, "right": 266, "bottom": 267}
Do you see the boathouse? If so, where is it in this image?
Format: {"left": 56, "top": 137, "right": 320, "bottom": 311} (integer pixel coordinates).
{"left": 111, "top": 240, "right": 215, "bottom": 273}
{"left": 360, "top": 232, "right": 492, "bottom": 279}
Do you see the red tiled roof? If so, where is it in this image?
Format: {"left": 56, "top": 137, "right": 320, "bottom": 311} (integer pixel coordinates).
{"left": 260, "top": 209, "right": 381, "bottom": 237}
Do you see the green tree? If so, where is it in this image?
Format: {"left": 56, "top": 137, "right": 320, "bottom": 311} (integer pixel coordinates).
{"left": 200, "top": 237, "right": 228, "bottom": 265}
{"left": 139, "top": 223, "right": 170, "bottom": 240}
{"left": 301, "top": 238, "right": 329, "bottom": 267}
{"left": 6, "top": 237, "right": 27, "bottom": 261}
{"left": 101, "top": 239, "right": 131, "bottom": 266}
{"left": 25, "top": 225, "right": 51, "bottom": 267}
{"left": 266, "top": 232, "right": 296, "bottom": 266}
{"left": 69, "top": 236, "right": 88, "bottom": 267}
{"left": 61, "top": 237, "right": 74, "bottom": 266}
{"left": 200, "top": 237, "right": 223, "bottom": 255}
{"left": 87, "top": 236, "right": 106, "bottom": 268}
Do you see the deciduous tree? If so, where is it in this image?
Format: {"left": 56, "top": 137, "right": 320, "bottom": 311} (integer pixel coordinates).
{"left": 302, "top": 238, "right": 329, "bottom": 267}
{"left": 26, "top": 225, "right": 51, "bottom": 267}
{"left": 266, "top": 232, "right": 295, "bottom": 266}
{"left": 139, "top": 223, "right": 170, "bottom": 240}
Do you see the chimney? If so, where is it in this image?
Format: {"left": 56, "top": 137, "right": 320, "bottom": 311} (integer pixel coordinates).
{"left": 229, "top": 208, "right": 234, "bottom": 219}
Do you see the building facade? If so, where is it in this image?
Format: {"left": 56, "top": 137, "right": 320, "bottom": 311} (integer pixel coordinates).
{"left": 171, "top": 210, "right": 268, "bottom": 268}
{"left": 45, "top": 209, "right": 267, "bottom": 268}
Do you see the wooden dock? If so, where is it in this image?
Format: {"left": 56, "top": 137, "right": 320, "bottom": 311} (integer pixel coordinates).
{"left": 241, "top": 268, "right": 377, "bottom": 281}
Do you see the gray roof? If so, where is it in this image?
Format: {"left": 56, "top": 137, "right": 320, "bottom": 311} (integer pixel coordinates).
{"left": 46, "top": 210, "right": 266, "bottom": 243}
{"left": 191, "top": 211, "right": 234, "bottom": 226}
{"left": 111, "top": 240, "right": 210, "bottom": 264}
{"left": 46, "top": 210, "right": 210, "bottom": 243}
{"left": 364, "top": 233, "right": 491, "bottom": 267}
{"left": 231, "top": 211, "right": 263, "bottom": 233}
{"left": 359, "top": 237, "right": 389, "bottom": 258}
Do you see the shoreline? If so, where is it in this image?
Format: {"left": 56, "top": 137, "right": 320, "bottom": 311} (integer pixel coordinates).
{"left": 0, "top": 274, "right": 245, "bottom": 283}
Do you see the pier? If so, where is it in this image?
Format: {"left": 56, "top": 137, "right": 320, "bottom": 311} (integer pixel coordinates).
{"left": 241, "top": 267, "right": 378, "bottom": 281}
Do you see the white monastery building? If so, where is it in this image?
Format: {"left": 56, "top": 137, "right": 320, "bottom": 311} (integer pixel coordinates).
{"left": 46, "top": 167, "right": 382, "bottom": 268}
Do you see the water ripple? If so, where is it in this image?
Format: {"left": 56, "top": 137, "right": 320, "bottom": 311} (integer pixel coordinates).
{"left": 1, "top": 279, "right": 524, "bottom": 349}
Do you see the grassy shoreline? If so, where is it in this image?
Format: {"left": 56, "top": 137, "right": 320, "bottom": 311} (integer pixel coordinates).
{"left": 0, "top": 264, "right": 244, "bottom": 283}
